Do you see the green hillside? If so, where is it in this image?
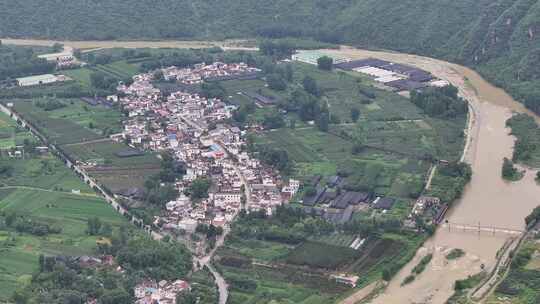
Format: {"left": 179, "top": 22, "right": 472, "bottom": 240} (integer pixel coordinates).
{"left": 1, "top": 0, "right": 540, "bottom": 113}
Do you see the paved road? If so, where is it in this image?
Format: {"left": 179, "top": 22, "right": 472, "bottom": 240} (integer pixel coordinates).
{"left": 179, "top": 115, "right": 256, "bottom": 304}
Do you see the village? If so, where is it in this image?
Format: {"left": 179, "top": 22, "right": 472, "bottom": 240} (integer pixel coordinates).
{"left": 115, "top": 62, "right": 300, "bottom": 244}
{"left": 0, "top": 43, "right": 463, "bottom": 303}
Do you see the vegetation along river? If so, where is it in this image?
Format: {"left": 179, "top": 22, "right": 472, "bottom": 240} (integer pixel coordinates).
{"left": 4, "top": 38, "right": 539, "bottom": 304}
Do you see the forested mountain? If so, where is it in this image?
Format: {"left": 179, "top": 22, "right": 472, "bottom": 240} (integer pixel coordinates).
{"left": 1, "top": 0, "right": 540, "bottom": 113}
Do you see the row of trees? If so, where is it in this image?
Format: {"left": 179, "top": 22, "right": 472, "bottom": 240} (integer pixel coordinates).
{"left": 0, "top": 44, "right": 56, "bottom": 82}
{"left": 1, "top": 212, "right": 61, "bottom": 236}
{"left": 411, "top": 85, "right": 468, "bottom": 118}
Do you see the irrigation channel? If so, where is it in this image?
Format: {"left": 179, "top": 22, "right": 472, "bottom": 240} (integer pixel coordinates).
{"left": 3, "top": 38, "right": 540, "bottom": 304}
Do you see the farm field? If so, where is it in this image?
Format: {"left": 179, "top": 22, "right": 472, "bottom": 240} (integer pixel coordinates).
{"left": 64, "top": 60, "right": 141, "bottom": 87}
{"left": 62, "top": 140, "right": 160, "bottom": 192}
{"left": 285, "top": 241, "right": 361, "bottom": 269}
{"left": 0, "top": 155, "right": 93, "bottom": 193}
{"left": 0, "top": 189, "right": 126, "bottom": 301}
{"left": 292, "top": 63, "right": 423, "bottom": 122}
{"left": 257, "top": 126, "right": 430, "bottom": 199}
{"left": 217, "top": 231, "right": 423, "bottom": 304}
{"left": 12, "top": 100, "right": 105, "bottom": 145}
{"left": 12, "top": 98, "right": 122, "bottom": 139}
{"left": 0, "top": 111, "right": 32, "bottom": 149}
{"left": 234, "top": 61, "right": 465, "bottom": 202}
{"left": 3, "top": 98, "right": 160, "bottom": 193}
{"left": 62, "top": 139, "right": 157, "bottom": 167}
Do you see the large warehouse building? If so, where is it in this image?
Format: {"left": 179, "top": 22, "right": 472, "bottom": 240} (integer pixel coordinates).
{"left": 16, "top": 74, "right": 59, "bottom": 87}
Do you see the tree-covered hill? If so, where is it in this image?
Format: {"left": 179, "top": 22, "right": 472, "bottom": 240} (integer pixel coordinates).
{"left": 1, "top": 0, "right": 540, "bottom": 113}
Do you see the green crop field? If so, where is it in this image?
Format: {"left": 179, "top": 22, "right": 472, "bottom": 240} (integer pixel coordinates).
{"left": 0, "top": 156, "right": 92, "bottom": 193}
{"left": 47, "top": 99, "right": 123, "bottom": 133}
{"left": 0, "top": 187, "right": 126, "bottom": 301}
{"left": 62, "top": 140, "right": 160, "bottom": 192}
{"left": 13, "top": 100, "right": 105, "bottom": 145}
{"left": 244, "top": 61, "right": 465, "bottom": 199}
{"left": 62, "top": 139, "right": 158, "bottom": 167}
{"left": 309, "top": 233, "right": 356, "bottom": 247}
{"left": 0, "top": 111, "right": 33, "bottom": 149}
{"left": 63, "top": 68, "right": 94, "bottom": 87}
{"left": 0, "top": 190, "right": 124, "bottom": 234}
{"left": 101, "top": 61, "right": 140, "bottom": 78}
{"left": 285, "top": 241, "right": 360, "bottom": 269}
{"left": 257, "top": 126, "right": 429, "bottom": 199}
{"left": 293, "top": 63, "right": 424, "bottom": 122}
{"left": 5, "top": 97, "right": 160, "bottom": 193}
{"left": 65, "top": 60, "right": 140, "bottom": 87}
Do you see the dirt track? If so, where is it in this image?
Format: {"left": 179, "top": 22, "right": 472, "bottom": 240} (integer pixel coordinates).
{"left": 1, "top": 38, "right": 256, "bottom": 51}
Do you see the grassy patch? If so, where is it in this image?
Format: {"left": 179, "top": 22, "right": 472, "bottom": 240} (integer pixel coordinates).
{"left": 0, "top": 189, "right": 126, "bottom": 301}
{"left": 0, "top": 156, "right": 92, "bottom": 193}
{"left": 0, "top": 111, "right": 33, "bottom": 149}
{"left": 285, "top": 241, "right": 360, "bottom": 269}
{"left": 13, "top": 100, "right": 105, "bottom": 145}
{"left": 411, "top": 253, "right": 433, "bottom": 275}
{"left": 446, "top": 248, "right": 465, "bottom": 260}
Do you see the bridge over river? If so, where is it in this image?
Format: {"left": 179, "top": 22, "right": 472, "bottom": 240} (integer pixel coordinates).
{"left": 442, "top": 221, "right": 524, "bottom": 236}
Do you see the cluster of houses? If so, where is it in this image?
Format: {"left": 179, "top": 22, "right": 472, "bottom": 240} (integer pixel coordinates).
{"left": 115, "top": 63, "right": 299, "bottom": 237}
{"left": 405, "top": 195, "right": 448, "bottom": 228}
{"left": 134, "top": 279, "right": 190, "bottom": 304}
{"left": 301, "top": 175, "right": 397, "bottom": 224}
{"left": 161, "top": 62, "right": 259, "bottom": 84}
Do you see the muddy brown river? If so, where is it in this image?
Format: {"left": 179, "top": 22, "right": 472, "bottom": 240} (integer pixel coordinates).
{"left": 3, "top": 39, "right": 539, "bottom": 303}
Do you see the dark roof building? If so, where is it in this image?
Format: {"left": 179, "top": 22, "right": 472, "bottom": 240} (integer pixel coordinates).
{"left": 335, "top": 58, "right": 434, "bottom": 85}
{"left": 373, "top": 197, "right": 396, "bottom": 210}
{"left": 330, "top": 191, "right": 370, "bottom": 209}
{"left": 242, "top": 91, "right": 277, "bottom": 105}
{"left": 309, "top": 175, "right": 322, "bottom": 187}
{"left": 327, "top": 175, "right": 342, "bottom": 188}
{"left": 302, "top": 186, "right": 326, "bottom": 206}
{"left": 116, "top": 187, "right": 145, "bottom": 200}
{"left": 324, "top": 206, "right": 354, "bottom": 224}
{"left": 320, "top": 190, "right": 338, "bottom": 204}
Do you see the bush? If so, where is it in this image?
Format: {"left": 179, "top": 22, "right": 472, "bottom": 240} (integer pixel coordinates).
{"left": 317, "top": 56, "right": 333, "bottom": 71}
{"left": 446, "top": 249, "right": 465, "bottom": 260}
{"left": 401, "top": 275, "right": 415, "bottom": 286}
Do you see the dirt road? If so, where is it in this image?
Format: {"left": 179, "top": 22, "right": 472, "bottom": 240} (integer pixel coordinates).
{"left": 1, "top": 38, "right": 256, "bottom": 51}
